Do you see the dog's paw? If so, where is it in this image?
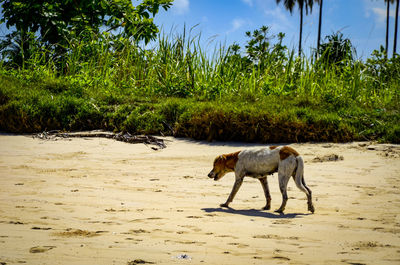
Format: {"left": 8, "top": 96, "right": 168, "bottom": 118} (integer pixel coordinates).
{"left": 220, "top": 203, "right": 229, "bottom": 208}
{"left": 262, "top": 205, "right": 271, "bottom": 211}
{"left": 274, "top": 208, "right": 284, "bottom": 214}
{"left": 308, "top": 204, "right": 315, "bottom": 213}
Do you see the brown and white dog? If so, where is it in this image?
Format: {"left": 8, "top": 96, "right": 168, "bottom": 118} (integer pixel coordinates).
{"left": 208, "top": 146, "right": 314, "bottom": 213}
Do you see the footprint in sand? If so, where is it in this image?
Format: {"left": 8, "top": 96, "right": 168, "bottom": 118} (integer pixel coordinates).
{"left": 273, "top": 256, "right": 291, "bottom": 261}
{"left": 204, "top": 213, "right": 217, "bottom": 217}
{"left": 228, "top": 242, "right": 249, "bottom": 248}
{"left": 29, "top": 246, "right": 56, "bottom": 253}
{"left": 31, "top": 227, "right": 52, "bottom": 230}
{"left": 179, "top": 225, "right": 202, "bottom": 232}
{"left": 128, "top": 229, "right": 150, "bottom": 234}
{"left": 215, "top": 234, "right": 239, "bottom": 239}
{"left": 9, "top": 221, "right": 24, "bottom": 225}
{"left": 272, "top": 219, "right": 293, "bottom": 225}
{"left": 186, "top": 215, "right": 203, "bottom": 219}
{"left": 52, "top": 229, "right": 107, "bottom": 237}
{"left": 351, "top": 241, "right": 392, "bottom": 250}
{"left": 340, "top": 259, "right": 366, "bottom": 265}
{"left": 125, "top": 238, "right": 143, "bottom": 244}
{"left": 127, "top": 259, "right": 154, "bottom": 265}
{"left": 129, "top": 217, "right": 163, "bottom": 223}
{"left": 253, "top": 234, "right": 299, "bottom": 241}
{"left": 164, "top": 239, "right": 205, "bottom": 246}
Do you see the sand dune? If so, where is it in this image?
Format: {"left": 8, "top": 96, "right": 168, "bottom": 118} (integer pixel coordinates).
{"left": 0, "top": 134, "right": 399, "bottom": 264}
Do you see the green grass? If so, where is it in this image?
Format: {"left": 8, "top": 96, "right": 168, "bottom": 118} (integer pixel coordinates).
{"left": 0, "top": 29, "right": 399, "bottom": 143}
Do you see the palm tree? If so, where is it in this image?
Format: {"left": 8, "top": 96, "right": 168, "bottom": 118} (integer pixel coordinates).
{"left": 385, "top": 0, "right": 394, "bottom": 57}
{"left": 316, "top": 0, "right": 323, "bottom": 57}
{"left": 276, "top": 0, "right": 314, "bottom": 57}
{"left": 394, "top": 0, "right": 399, "bottom": 56}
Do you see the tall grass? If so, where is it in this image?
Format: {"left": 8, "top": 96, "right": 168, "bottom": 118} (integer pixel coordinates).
{"left": 7, "top": 27, "right": 396, "bottom": 105}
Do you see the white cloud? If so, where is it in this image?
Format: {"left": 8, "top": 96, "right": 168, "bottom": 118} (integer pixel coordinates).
{"left": 263, "top": 6, "right": 294, "bottom": 33}
{"left": 227, "top": 18, "right": 246, "bottom": 34}
{"left": 364, "top": 0, "right": 395, "bottom": 26}
{"left": 264, "top": 6, "right": 287, "bottom": 23}
{"left": 172, "top": 0, "right": 189, "bottom": 15}
{"left": 241, "top": 0, "right": 253, "bottom": 7}
{"left": 371, "top": 7, "right": 395, "bottom": 23}
{"left": 371, "top": 7, "right": 386, "bottom": 23}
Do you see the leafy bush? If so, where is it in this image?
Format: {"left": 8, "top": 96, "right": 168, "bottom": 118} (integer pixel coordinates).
{"left": 317, "top": 31, "right": 355, "bottom": 67}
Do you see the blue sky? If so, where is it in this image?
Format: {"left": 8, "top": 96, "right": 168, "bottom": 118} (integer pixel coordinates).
{"left": 154, "top": 0, "right": 399, "bottom": 59}
{"left": 0, "top": 0, "right": 397, "bottom": 59}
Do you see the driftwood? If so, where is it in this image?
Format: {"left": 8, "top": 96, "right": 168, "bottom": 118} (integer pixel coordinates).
{"left": 33, "top": 130, "right": 166, "bottom": 150}
{"left": 312, "top": 154, "right": 344, "bottom": 163}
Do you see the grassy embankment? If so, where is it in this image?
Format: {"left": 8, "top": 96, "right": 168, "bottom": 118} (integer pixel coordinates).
{"left": 0, "top": 30, "right": 399, "bottom": 143}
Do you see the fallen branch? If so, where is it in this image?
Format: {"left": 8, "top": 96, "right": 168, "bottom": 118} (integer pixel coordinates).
{"left": 32, "top": 130, "right": 166, "bottom": 150}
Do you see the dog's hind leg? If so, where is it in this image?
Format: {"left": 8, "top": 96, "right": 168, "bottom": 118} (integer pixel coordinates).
{"left": 302, "top": 177, "right": 314, "bottom": 213}
{"left": 275, "top": 172, "right": 290, "bottom": 213}
{"left": 275, "top": 157, "right": 296, "bottom": 213}
{"left": 259, "top": 177, "right": 271, "bottom": 210}
{"left": 294, "top": 156, "right": 315, "bottom": 213}
{"left": 294, "top": 176, "right": 314, "bottom": 213}
{"left": 220, "top": 177, "right": 243, "bottom": 208}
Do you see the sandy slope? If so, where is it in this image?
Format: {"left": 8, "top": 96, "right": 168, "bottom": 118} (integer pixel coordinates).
{"left": 0, "top": 134, "right": 399, "bottom": 265}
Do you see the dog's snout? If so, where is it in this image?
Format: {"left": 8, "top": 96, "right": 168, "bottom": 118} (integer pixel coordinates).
{"left": 208, "top": 171, "right": 214, "bottom": 178}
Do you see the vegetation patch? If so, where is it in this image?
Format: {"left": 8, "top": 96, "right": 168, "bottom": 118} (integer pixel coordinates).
{"left": 0, "top": 1, "right": 398, "bottom": 143}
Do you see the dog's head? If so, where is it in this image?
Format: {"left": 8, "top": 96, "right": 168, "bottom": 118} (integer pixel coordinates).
{"left": 208, "top": 152, "right": 240, "bottom": 181}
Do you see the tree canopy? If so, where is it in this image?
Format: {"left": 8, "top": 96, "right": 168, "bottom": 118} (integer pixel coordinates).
{"left": 0, "top": 0, "right": 173, "bottom": 44}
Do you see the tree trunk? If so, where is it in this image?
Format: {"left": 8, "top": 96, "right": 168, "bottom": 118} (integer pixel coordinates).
{"left": 386, "top": 0, "right": 390, "bottom": 57}
{"left": 317, "top": 0, "right": 323, "bottom": 57}
{"left": 299, "top": 2, "right": 303, "bottom": 57}
{"left": 394, "top": 0, "right": 399, "bottom": 56}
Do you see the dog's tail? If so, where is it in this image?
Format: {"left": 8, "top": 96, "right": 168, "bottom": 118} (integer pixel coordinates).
{"left": 295, "top": 155, "right": 314, "bottom": 213}
{"left": 294, "top": 156, "right": 305, "bottom": 190}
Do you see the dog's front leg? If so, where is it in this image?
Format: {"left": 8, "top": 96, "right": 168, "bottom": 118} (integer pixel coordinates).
{"left": 220, "top": 178, "right": 243, "bottom": 208}
{"left": 259, "top": 177, "right": 271, "bottom": 210}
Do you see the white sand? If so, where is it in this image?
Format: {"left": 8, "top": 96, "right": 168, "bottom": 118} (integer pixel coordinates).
{"left": 0, "top": 135, "right": 399, "bottom": 264}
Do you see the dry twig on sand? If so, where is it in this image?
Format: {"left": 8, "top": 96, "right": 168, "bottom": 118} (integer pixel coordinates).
{"left": 32, "top": 130, "right": 166, "bottom": 150}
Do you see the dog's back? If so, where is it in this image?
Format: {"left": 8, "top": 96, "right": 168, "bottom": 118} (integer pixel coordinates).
{"left": 236, "top": 147, "right": 281, "bottom": 177}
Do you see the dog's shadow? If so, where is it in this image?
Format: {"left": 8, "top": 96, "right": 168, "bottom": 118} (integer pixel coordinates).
{"left": 201, "top": 207, "right": 310, "bottom": 219}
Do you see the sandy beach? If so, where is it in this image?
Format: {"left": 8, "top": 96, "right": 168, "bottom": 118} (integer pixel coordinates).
{"left": 0, "top": 134, "right": 399, "bottom": 265}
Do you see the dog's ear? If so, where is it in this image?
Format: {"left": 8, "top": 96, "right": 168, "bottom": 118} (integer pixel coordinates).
{"left": 225, "top": 152, "right": 239, "bottom": 170}
{"left": 214, "top": 155, "right": 223, "bottom": 165}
